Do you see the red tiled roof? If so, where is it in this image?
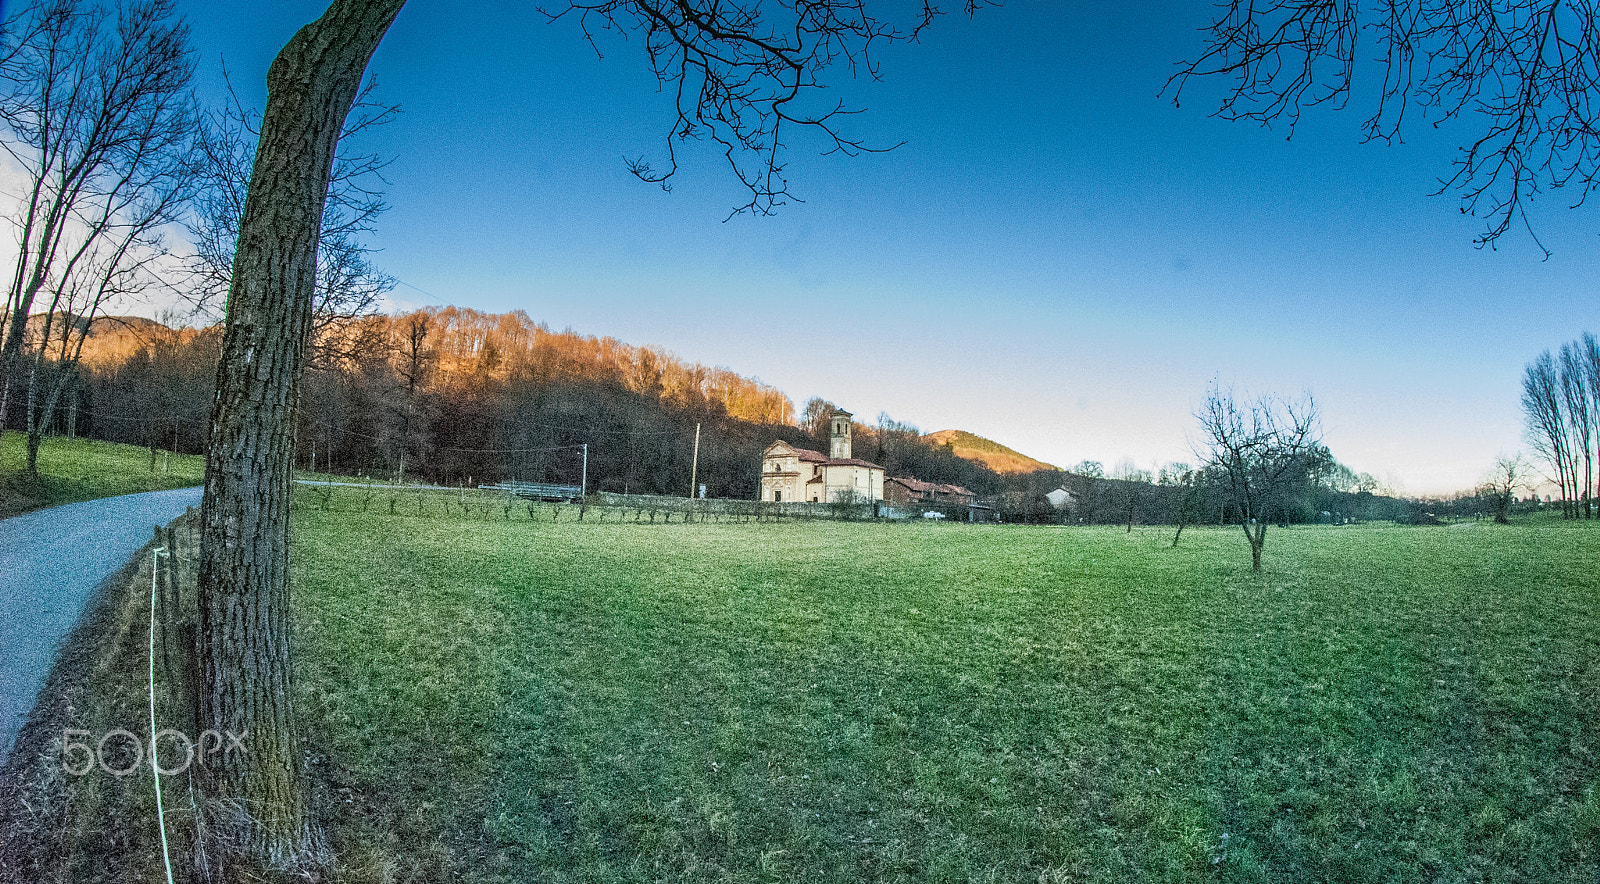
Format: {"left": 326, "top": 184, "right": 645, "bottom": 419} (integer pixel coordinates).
{"left": 887, "top": 477, "right": 974, "bottom": 498}
{"left": 772, "top": 443, "right": 882, "bottom": 470}
{"left": 830, "top": 457, "right": 883, "bottom": 469}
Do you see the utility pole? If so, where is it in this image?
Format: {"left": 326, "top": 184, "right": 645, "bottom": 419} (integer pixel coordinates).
{"left": 581, "top": 443, "right": 588, "bottom": 497}
{"left": 689, "top": 422, "right": 701, "bottom": 500}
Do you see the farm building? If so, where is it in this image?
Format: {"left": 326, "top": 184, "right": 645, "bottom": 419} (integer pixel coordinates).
{"left": 883, "top": 477, "right": 977, "bottom": 508}
{"left": 1045, "top": 487, "right": 1077, "bottom": 510}
{"left": 759, "top": 410, "right": 884, "bottom": 503}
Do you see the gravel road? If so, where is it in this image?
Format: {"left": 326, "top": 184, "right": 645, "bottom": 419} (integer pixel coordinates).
{"left": 0, "top": 486, "right": 202, "bottom": 756}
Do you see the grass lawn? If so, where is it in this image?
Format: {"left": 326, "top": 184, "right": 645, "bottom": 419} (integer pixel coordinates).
{"left": 0, "top": 431, "right": 205, "bottom": 517}
{"left": 289, "top": 495, "right": 1600, "bottom": 883}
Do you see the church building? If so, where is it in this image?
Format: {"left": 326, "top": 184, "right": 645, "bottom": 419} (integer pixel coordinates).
{"left": 759, "top": 410, "right": 885, "bottom": 503}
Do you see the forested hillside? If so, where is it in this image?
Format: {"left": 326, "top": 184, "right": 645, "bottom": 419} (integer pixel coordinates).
{"left": 39, "top": 307, "right": 1021, "bottom": 500}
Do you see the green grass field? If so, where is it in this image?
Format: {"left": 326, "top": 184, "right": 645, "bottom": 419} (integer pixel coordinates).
{"left": 0, "top": 431, "right": 206, "bottom": 516}
{"left": 288, "top": 495, "right": 1600, "bottom": 883}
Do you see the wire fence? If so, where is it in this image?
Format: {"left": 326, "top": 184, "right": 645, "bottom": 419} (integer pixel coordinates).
{"left": 288, "top": 481, "right": 906, "bottom": 523}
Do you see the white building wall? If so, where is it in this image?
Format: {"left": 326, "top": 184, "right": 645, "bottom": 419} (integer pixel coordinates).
{"left": 759, "top": 442, "right": 882, "bottom": 503}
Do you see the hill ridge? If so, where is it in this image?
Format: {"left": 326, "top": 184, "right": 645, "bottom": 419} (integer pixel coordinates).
{"left": 923, "top": 429, "right": 1058, "bottom": 475}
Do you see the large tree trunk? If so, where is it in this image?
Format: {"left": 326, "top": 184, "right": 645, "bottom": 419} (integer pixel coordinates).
{"left": 195, "top": 1, "right": 405, "bottom": 878}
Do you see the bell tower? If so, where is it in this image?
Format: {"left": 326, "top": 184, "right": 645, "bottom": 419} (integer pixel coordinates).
{"left": 830, "top": 409, "right": 853, "bottom": 460}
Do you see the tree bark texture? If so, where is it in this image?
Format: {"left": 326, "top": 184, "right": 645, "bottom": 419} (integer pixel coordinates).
{"left": 196, "top": 1, "right": 405, "bottom": 878}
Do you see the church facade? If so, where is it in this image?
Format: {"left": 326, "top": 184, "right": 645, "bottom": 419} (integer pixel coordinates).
{"left": 759, "top": 410, "right": 884, "bottom": 503}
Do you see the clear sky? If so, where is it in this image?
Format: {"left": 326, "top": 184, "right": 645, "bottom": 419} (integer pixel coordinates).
{"left": 170, "top": 1, "right": 1597, "bottom": 497}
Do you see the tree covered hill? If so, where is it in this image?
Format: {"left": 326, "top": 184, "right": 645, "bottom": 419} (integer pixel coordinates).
{"left": 27, "top": 306, "right": 1420, "bottom": 522}
{"left": 33, "top": 307, "right": 1022, "bottom": 501}
{"left": 923, "top": 429, "right": 1059, "bottom": 475}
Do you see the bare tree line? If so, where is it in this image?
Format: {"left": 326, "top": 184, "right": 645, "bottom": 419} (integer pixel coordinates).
{"left": 0, "top": 0, "right": 199, "bottom": 474}
{"left": 1522, "top": 333, "right": 1600, "bottom": 518}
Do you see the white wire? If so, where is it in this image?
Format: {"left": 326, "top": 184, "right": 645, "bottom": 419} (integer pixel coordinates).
{"left": 149, "top": 545, "right": 176, "bottom": 884}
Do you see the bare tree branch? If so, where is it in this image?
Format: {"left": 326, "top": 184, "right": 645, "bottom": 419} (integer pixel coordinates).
{"left": 185, "top": 67, "right": 397, "bottom": 367}
{"left": 1166, "top": 0, "right": 1600, "bottom": 253}
{"left": 546, "top": 0, "right": 976, "bottom": 216}
{"left": 1195, "top": 384, "right": 1323, "bottom": 569}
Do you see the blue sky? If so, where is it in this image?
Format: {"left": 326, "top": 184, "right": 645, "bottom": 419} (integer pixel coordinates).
{"left": 174, "top": 1, "right": 1599, "bottom": 496}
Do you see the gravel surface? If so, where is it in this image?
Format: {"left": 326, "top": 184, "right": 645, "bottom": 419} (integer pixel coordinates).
{"left": 0, "top": 486, "right": 202, "bottom": 755}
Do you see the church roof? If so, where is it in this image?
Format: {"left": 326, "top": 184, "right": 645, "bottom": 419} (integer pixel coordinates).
{"left": 766, "top": 441, "right": 882, "bottom": 470}
{"left": 829, "top": 457, "right": 885, "bottom": 469}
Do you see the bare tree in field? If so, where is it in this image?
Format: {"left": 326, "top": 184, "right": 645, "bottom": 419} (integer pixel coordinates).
{"left": 1167, "top": 0, "right": 1600, "bottom": 253}
{"left": 1523, "top": 336, "right": 1600, "bottom": 518}
{"left": 1168, "top": 463, "right": 1219, "bottom": 547}
{"left": 1559, "top": 341, "right": 1595, "bottom": 517}
{"left": 1195, "top": 385, "right": 1322, "bottom": 570}
{"left": 197, "top": 0, "right": 980, "bottom": 877}
{"left": 1523, "top": 351, "right": 1573, "bottom": 515}
{"left": 1481, "top": 453, "right": 1529, "bottom": 524}
{"left": 16, "top": 189, "right": 190, "bottom": 475}
{"left": 1586, "top": 333, "right": 1600, "bottom": 513}
{"left": 1110, "top": 460, "right": 1151, "bottom": 533}
{"left": 0, "top": 0, "right": 197, "bottom": 444}
{"left": 1523, "top": 334, "right": 1600, "bottom": 518}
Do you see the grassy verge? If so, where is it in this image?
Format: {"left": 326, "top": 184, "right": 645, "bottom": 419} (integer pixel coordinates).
{"left": 288, "top": 493, "right": 1600, "bottom": 883}
{"left": 0, "top": 432, "right": 205, "bottom": 517}
{"left": 0, "top": 518, "right": 201, "bottom": 884}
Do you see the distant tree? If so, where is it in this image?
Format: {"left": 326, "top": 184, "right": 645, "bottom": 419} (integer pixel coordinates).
{"left": 800, "top": 396, "right": 836, "bottom": 442}
{"left": 1169, "top": 464, "right": 1216, "bottom": 547}
{"left": 1480, "top": 453, "right": 1529, "bottom": 523}
{"left": 1195, "top": 385, "right": 1323, "bottom": 570}
{"left": 87, "top": 322, "right": 219, "bottom": 455}
{"left": 1072, "top": 459, "right": 1104, "bottom": 479}
{"left": 1559, "top": 338, "right": 1596, "bottom": 517}
{"left": 868, "top": 411, "right": 914, "bottom": 465}
{"left": 1110, "top": 460, "right": 1152, "bottom": 532}
{"left": 1169, "top": 0, "right": 1600, "bottom": 253}
{"left": 1157, "top": 461, "right": 1190, "bottom": 488}
{"left": 1522, "top": 333, "right": 1600, "bottom": 518}
{"left": 390, "top": 312, "right": 434, "bottom": 480}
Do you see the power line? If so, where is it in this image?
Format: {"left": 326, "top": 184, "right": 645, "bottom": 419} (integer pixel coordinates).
{"left": 329, "top": 425, "right": 591, "bottom": 455}
{"left": 390, "top": 277, "right": 451, "bottom": 306}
